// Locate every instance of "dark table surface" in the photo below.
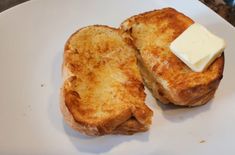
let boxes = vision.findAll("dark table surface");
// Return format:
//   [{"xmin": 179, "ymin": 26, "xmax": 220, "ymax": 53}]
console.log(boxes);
[
  {"xmin": 0, "ymin": 0, "xmax": 28, "ymax": 12},
  {"xmin": 0, "ymin": 0, "xmax": 234, "ymax": 26}
]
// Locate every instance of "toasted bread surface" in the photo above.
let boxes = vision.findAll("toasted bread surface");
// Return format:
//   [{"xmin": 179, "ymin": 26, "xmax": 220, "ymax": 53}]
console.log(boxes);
[
  {"xmin": 121, "ymin": 8, "xmax": 224, "ymax": 106},
  {"xmin": 61, "ymin": 25, "xmax": 153, "ymax": 135}
]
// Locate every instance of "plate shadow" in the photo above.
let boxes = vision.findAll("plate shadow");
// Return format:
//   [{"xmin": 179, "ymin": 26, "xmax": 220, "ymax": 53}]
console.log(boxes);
[{"xmin": 63, "ymin": 122, "xmax": 150, "ymax": 154}]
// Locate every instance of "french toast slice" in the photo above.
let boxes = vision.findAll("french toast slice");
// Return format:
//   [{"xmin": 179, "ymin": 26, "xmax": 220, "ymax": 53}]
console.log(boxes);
[
  {"xmin": 121, "ymin": 8, "xmax": 224, "ymax": 106},
  {"xmin": 61, "ymin": 25, "xmax": 153, "ymax": 136}
]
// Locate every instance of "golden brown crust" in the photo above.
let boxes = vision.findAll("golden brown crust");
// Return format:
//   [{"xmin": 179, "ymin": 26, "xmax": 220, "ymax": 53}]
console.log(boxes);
[
  {"xmin": 61, "ymin": 25, "xmax": 153, "ymax": 136},
  {"xmin": 121, "ymin": 8, "xmax": 224, "ymax": 106}
]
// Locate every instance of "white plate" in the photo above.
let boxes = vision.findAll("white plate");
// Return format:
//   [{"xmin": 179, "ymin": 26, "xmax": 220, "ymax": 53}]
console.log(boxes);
[{"xmin": 0, "ymin": 0, "xmax": 235, "ymax": 154}]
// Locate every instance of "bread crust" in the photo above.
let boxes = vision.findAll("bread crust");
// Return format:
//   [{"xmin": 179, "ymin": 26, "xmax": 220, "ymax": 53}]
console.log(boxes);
[
  {"xmin": 61, "ymin": 25, "xmax": 153, "ymax": 136},
  {"xmin": 61, "ymin": 91, "xmax": 150, "ymax": 135},
  {"xmin": 121, "ymin": 8, "xmax": 224, "ymax": 106}
]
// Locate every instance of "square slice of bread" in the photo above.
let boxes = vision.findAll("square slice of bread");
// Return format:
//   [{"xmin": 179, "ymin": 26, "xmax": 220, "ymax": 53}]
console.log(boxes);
[
  {"xmin": 61, "ymin": 25, "xmax": 153, "ymax": 136},
  {"xmin": 121, "ymin": 8, "xmax": 224, "ymax": 106}
]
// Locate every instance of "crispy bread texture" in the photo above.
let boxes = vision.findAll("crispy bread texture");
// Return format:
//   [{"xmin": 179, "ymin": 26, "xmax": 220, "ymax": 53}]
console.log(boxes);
[
  {"xmin": 121, "ymin": 8, "xmax": 224, "ymax": 106},
  {"xmin": 61, "ymin": 25, "xmax": 153, "ymax": 136}
]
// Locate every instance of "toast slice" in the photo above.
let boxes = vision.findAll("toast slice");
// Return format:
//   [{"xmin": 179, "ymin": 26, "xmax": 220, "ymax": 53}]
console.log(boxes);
[
  {"xmin": 121, "ymin": 8, "xmax": 224, "ymax": 106},
  {"xmin": 61, "ymin": 25, "xmax": 153, "ymax": 136}
]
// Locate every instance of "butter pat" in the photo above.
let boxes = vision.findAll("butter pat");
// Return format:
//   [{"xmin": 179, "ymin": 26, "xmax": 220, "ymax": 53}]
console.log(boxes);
[{"xmin": 170, "ymin": 23, "xmax": 225, "ymax": 72}]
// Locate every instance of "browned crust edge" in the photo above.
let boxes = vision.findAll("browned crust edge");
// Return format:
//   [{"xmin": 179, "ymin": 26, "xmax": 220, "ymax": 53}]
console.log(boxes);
[
  {"xmin": 120, "ymin": 7, "xmax": 194, "ymax": 31},
  {"xmin": 173, "ymin": 53, "xmax": 224, "ymax": 106},
  {"xmin": 61, "ymin": 85, "xmax": 152, "ymax": 135}
]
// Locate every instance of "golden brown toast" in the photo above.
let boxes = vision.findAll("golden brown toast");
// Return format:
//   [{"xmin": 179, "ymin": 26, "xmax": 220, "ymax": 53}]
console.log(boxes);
[
  {"xmin": 61, "ymin": 25, "xmax": 153, "ymax": 136},
  {"xmin": 121, "ymin": 8, "xmax": 224, "ymax": 106}
]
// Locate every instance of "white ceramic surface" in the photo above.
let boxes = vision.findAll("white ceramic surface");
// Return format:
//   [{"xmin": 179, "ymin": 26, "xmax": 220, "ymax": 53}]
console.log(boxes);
[{"xmin": 0, "ymin": 0, "xmax": 235, "ymax": 155}]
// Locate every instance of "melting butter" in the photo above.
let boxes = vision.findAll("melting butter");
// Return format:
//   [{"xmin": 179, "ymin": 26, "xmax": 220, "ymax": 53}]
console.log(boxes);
[{"xmin": 170, "ymin": 23, "xmax": 225, "ymax": 72}]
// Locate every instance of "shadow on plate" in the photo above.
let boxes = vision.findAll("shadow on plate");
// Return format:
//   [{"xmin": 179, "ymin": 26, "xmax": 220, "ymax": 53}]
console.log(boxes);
[
  {"xmin": 63, "ymin": 121, "xmax": 150, "ymax": 154},
  {"xmin": 47, "ymin": 50, "xmax": 64, "ymax": 133},
  {"xmin": 155, "ymin": 98, "xmax": 212, "ymax": 122}
]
